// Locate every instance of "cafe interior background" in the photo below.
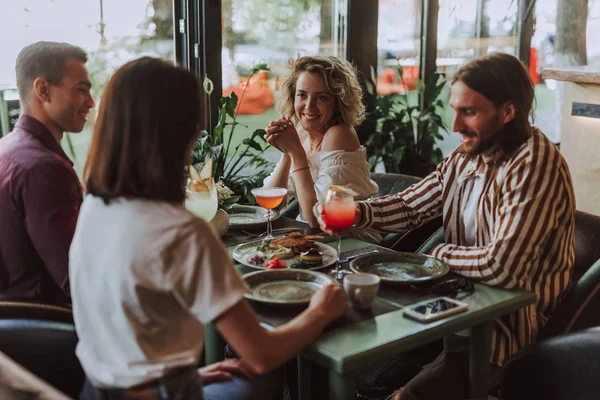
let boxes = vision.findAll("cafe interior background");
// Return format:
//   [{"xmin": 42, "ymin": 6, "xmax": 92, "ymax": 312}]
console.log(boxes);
[
  {"xmin": 1, "ymin": 0, "xmax": 599, "ymax": 195},
  {"xmin": 2, "ymin": 0, "xmax": 600, "ymax": 398}
]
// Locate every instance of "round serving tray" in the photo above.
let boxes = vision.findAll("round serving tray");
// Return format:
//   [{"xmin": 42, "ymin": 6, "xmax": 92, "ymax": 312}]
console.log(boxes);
[
  {"xmin": 243, "ymin": 269, "xmax": 337, "ymax": 307},
  {"xmin": 349, "ymin": 252, "xmax": 449, "ymax": 284}
]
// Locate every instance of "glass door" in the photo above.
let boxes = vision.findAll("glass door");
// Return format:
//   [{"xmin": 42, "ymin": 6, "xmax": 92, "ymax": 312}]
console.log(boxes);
[
  {"xmin": 220, "ymin": 0, "xmax": 347, "ymax": 167},
  {"xmin": 0, "ymin": 0, "xmax": 174, "ymax": 176}
]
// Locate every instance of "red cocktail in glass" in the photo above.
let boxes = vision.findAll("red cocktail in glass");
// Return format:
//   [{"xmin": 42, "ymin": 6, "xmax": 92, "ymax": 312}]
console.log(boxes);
[{"xmin": 322, "ymin": 186, "xmax": 357, "ymax": 280}]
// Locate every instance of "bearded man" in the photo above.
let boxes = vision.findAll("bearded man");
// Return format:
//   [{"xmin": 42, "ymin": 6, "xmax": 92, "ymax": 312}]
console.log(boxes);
[{"xmin": 320, "ymin": 52, "xmax": 576, "ymax": 400}]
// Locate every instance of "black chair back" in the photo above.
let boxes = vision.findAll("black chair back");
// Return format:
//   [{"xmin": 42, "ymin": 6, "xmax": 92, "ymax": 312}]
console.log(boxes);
[
  {"xmin": 537, "ymin": 211, "xmax": 600, "ymax": 339},
  {"xmin": 573, "ymin": 210, "xmax": 600, "ymax": 281},
  {"xmin": 369, "ymin": 173, "xmax": 443, "ymax": 251},
  {"xmin": 0, "ymin": 319, "xmax": 84, "ymax": 398},
  {"xmin": 500, "ymin": 329, "xmax": 600, "ymax": 400},
  {"xmin": 539, "ymin": 258, "xmax": 600, "ymax": 339},
  {"xmin": 0, "ymin": 300, "xmax": 73, "ymax": 324},
  {"xmin": 370, "ymin": 172, "xmax": 421, "ymax": 198}
]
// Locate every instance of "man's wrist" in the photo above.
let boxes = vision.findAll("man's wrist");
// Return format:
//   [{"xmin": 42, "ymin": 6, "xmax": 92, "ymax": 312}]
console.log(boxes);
[{"xmin": 354, "ymin": 202, "xmax": 365, "ymax": 227}]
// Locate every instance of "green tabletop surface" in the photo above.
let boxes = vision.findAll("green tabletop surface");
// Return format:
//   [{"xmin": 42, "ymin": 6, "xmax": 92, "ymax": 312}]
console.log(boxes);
[{"xmin": 228, "ymin": 235, "xmax": 537, "ymax": 375}]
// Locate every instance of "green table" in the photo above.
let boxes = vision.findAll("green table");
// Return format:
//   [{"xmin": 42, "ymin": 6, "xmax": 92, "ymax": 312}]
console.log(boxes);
[{"xmin": 210, "ymin": 235, "xmax": 536, "ymax": 400}]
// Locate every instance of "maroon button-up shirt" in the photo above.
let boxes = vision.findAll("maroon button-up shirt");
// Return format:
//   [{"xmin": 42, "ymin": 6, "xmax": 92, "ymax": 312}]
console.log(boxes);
[{"xmin": 0, "ymin": 115, "xmax": 82, "ymax": 304}]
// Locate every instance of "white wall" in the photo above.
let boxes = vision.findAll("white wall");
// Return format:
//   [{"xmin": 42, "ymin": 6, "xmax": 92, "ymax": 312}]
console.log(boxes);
[{"xmin": 560, "ymin": 82, "xmax": 600, "ymax": 216}]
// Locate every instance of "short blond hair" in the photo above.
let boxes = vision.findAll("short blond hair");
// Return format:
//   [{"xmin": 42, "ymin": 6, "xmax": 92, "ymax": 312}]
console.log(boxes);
[{"xmin": 278, "ymin": 56, "xmax": 365, "ymax": 127}]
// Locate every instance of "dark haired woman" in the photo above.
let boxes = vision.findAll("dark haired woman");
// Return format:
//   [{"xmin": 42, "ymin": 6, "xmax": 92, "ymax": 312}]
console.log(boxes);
[{"xmin": 70, "ymin": 57, "xmax": 347, "ymax": 400}]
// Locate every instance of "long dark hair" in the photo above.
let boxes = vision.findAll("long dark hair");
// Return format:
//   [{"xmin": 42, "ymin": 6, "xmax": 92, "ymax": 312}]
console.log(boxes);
[
  {"xmin": 452, "ymin": 52, "xmax": 535, "ymax": 154},
  {"xmin": 84, "ymin": 57, "xmax": 201, "ymax": 203}
]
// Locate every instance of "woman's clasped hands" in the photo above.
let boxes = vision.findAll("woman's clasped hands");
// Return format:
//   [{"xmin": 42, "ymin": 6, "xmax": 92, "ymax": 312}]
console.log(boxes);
[{"xmin": 265, "ymin": 117, "xmax": 303, "ymax": 156}]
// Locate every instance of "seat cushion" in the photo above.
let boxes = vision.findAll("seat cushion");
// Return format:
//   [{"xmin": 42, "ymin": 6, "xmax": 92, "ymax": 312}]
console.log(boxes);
[
  {"xmin": 371, "ymin": 173, "xmax": 421, "ymax": 197},
  {"xmin": 0, "ymin": 319, "xmax": 84, "ymax": 398},
  {"xmin": 0, "ymin": 301, "xmax": 73, "ymax": 324},
  {"xmin": 500, "ymin": 329, "xmax": 600, "ymax": 400}
]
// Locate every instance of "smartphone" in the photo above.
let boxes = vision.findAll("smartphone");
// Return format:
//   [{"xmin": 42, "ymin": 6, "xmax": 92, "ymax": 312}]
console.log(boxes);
[{"xmin": 403, "ymin": 296, "xmax": 469, "ymax": 323}]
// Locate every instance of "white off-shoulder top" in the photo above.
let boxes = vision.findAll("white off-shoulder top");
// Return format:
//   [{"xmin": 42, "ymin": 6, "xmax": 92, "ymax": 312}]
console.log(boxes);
[{"xmin": 265, "ymin": 147, "xmax": 381, "ymax": 243}]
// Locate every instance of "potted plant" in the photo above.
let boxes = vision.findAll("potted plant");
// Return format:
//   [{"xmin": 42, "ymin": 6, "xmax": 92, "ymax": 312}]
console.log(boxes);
[
  {"xmin": 364, "ymin": 63, "xmax": 449, "ymax": 177},
  {"xmin": 190, "ymin": 64, "xmax": 275, "ymax": 207}
]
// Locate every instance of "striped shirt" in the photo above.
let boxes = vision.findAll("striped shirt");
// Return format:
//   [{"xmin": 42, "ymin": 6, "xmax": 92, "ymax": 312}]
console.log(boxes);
[{"xmin": 356, "ymin": 128, "xmax": 575, "ymax": 365}]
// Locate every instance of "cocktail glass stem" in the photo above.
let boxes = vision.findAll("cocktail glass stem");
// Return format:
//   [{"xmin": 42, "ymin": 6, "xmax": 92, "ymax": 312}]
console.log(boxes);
[
  {"xmin": 333, "ymin": 234, "xmax": 346, "ymax": 280},
  {"xmin": 265, "ymin": 209, "xmax": 274, "ymax": 240}
]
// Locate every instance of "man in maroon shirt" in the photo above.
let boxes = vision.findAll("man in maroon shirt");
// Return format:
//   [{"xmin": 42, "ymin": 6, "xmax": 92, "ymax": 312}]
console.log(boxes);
[{"xmin": 0, "ymin": 41, "xmax": 94, "ymax": 304}]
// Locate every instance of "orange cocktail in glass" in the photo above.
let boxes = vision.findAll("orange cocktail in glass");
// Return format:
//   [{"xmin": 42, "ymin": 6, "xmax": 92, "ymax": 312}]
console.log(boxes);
[{"xmin": 251, "ymin": 187, "xmax": 288, "ymax": 240}]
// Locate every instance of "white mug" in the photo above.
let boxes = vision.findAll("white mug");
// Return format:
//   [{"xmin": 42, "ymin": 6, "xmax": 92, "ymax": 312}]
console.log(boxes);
[{"xmin": 343, "ymin": 273, "xmax": 380, "ymax": 309}]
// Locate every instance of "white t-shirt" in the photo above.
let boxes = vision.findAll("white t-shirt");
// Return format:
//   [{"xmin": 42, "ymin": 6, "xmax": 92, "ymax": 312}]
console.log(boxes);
[
  {"xmin": 458, "ymin": 160, "xmax": 485, "ymax": 337},
  {"xmin": 461, "ymin": 162, "xmax": 486, "ymax": 246},
  {"xmin": 69, "ymin": 195, "xmax": 247, "ymax": 388}
]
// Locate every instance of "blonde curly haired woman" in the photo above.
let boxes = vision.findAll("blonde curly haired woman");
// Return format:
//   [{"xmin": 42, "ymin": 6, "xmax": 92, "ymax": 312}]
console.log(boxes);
[{"xmin": 264, "ymin": 56, "xmax": 379, "ymax": 242}]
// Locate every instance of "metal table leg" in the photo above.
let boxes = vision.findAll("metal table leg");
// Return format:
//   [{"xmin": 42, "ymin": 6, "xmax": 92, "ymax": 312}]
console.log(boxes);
[
  {"xmin": 469, "ymin": 321, "xmax": 494, "ymax": 399},
  {"xmin": 298, "ymin": 355, "xmax": 312, "ymax": 400},
  {"xmin": 204, "ymin": 323, "xmax": 226, "ymax": 365},
  {"xmin": 329, "ymin": 369, "xmax": 355, "ymax": 400}
]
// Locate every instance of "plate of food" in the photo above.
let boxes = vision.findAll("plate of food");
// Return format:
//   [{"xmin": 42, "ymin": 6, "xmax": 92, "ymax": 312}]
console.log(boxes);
[
  {"xmin": 349, "ymin": 252, "xmax": 449, "ymax": 284},
  {"xmin": 232, "ymin": 232, "xmax": 337, "ymax": 271},
  {"xmin": 227, "ymin": 204, "xmax": 282, "ymax": 230},
  {"xmin": 243, "ymin": 269, "xmax": 337, "ymax": 307}
]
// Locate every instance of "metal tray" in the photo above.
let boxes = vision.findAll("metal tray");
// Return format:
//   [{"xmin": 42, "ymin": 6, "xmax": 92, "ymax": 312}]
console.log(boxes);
[
  {"xmin": 227, "ymin": 205, "xmax": 282, "ymax": 230},
  {"xmin": 349, "ymin": 252, "xmax": 449, "ymax": 284},
  {"xmin": 243, "ymin": 269, "xmax": 337, "ymax": 307}
]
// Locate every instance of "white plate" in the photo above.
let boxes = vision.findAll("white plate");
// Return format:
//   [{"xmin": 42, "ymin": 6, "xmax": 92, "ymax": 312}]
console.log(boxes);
[
  {"xmin": 227, "ymin": 205, "xmax": 282, "ymax": 230},
  {"xmin": 243, "ymin": 269, "xmax": 337, "ymax": 307},
  {"xmin": 232, "ymin": 239, "xmax": 337, "ymax": 271}
]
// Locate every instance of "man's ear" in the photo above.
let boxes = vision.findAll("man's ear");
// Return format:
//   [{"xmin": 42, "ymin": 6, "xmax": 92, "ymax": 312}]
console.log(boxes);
[
  {"xmin": 32, "ymin": 77, "xmax": 50, "ymax": 103},
  {"xmin": 502, "ymin": 101, "xmax": 517, "ymax": 124}
]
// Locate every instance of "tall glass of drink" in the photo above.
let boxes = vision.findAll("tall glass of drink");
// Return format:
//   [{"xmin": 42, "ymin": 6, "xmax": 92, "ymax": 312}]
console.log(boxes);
[
  {"xmin": 251, "ymin": 187, "xmax": 288, "ymax": 240},
  {"xmin": 321, "ymin": 186, "xmax": 357, "ymax": 280},
  {"xmin": 185, "ymin": 178, "xmax": 219, "ymax": 222}
]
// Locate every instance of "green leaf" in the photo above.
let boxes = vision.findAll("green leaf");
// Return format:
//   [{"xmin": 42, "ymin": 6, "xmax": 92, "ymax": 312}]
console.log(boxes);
[
  {"xmin": 64, "ymin": 134, "xmax": 76, "ymax": 160},
  {"xmin": 423, "ymin": 72, "xmax": 447, "ymax": 107},
  {"xmin": 370, "ymin": 66, "xmax": 377, "ymax": 88},
  {"xmin": 214, "ymin": 108, "xmax": 227, "ymax": 141},
  {"xmin": 242, "ymin": 138, "xmax": 262, "ymax": 152},
  {"xmin": 365, "ymin": 79, "xmax": 375, "ymax": 96},
  {"xmin": 252, "ymin": 63, "xmax": 270, "ymax": 74},
  {"xmin": 416, "ymin": 79, "xmax": 425, "ymax": 93},
  {"xmin": 251, "ymin": 128, "xmax": 267, "ymax": 139},
  {"xmin": 211, "ymin": 144, "xmax": 223, "ymax": 160},
  {"xmin": 222, "ymin": 92, "xmax": 238, "ymax": 118},
  {"xmin": 221, "ymin": 196, "xmax": 241, "ymax": 210},
  {"xmin": 228, "ymin": 121, "xmax": 249, "ymax": 129}
]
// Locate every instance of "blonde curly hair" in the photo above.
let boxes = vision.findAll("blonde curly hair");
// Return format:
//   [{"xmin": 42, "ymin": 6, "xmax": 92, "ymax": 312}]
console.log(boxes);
[{"xmin": 278, "ymin": 56, "xmax": 365, "ymax": 127}]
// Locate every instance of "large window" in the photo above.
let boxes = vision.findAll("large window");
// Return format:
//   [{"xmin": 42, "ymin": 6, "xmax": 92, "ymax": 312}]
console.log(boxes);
[
  {"xmin": 1, "ymin": 0, "xmax": 174, "ymax": 176},
  {"xmin": 434, "ymin": 0, "xmax": 521, "ymax": 153},
  {"xmin": 376, "ymin": 0, "xmax": 422, "ymax": 96},
  {"xmin": 532, "ymin": 0, "xmax": 600, "ymax": 143},
  {"xmin": 219, "ymin": 0, "xmax": 346, "ymax": 165}
]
